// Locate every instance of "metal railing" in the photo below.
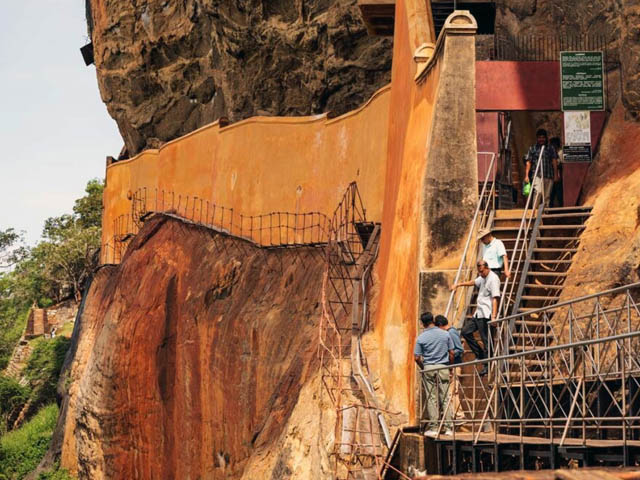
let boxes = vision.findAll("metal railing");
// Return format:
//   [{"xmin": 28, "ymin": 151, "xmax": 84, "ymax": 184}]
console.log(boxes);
[
  {"xmin": 444, "ymin": 152, "xmax": 496, "ymax": 328},
  {"xmin": 418, "ymin": 282, "xmax": 640, "ymax": 454},
  {"xmin": 490, "ymin": 33, "xmax": 616, "ymax": 63},
  {"xmin": 495, "ymin": 146, "xmax": 546, "ymax": 332}
]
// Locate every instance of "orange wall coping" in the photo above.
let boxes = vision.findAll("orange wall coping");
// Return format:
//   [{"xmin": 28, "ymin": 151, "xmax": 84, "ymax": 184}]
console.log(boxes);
[{"xmin": 102, "ymin": 84, "xmax": 392, "ymax": 260}]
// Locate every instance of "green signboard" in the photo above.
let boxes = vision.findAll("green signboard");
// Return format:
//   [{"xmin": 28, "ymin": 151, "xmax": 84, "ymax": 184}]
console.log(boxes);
[{"xmin": 560, "ymin": 51, "xmax": 605, "ymax": 111}]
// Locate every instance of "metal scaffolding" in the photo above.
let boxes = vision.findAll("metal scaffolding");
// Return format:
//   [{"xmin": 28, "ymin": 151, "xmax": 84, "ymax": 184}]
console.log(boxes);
[
  {"xmin": 318, "ymin": 183, "xmax": 391, "ymax": 480},
  {"xmin": 418, "ymin": 282, "xmax": 640, "ymax": 473}
]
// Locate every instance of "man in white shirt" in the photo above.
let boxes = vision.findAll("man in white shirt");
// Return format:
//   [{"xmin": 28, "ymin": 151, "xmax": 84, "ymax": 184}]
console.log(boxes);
[
  {"xmin": 450, "ymin": 260, "xmax": 501, "ymax": 375},
  {"xmin": 478, "ymin": 227, "xmax": 510, "ymax": 278}
]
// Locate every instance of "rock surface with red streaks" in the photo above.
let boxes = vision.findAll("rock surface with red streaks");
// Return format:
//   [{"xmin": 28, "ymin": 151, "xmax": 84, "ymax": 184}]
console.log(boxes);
[{"xmin": 56, "ymin": 215, "xmax": 329, "ymax": 479}]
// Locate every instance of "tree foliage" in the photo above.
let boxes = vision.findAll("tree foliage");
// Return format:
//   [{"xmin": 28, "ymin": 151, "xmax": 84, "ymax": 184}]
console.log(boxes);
[
  {"xmin": 2, "ymin": 179, "xmax": 104, "ymax": 306},
  {"xmin": 0, "ymin": 179, "xmax": 103, "ymax": 368},
  {"xmin": 0, "ymin": 229, "xmax": 26, "ymax": 270}
]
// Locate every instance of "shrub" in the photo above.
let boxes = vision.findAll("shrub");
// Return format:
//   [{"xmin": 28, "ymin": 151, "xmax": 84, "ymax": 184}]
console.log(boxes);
[
  {"xmin": 37, "ymin": 462, "xmax": 74, "ymax": 480},
  {"xmin": 0, "ymin": 403, "xmax": 58, "ymax": 479},
  {"xmin": 0, "ymin": 376, "xmax": 29, "ymax": 435}
]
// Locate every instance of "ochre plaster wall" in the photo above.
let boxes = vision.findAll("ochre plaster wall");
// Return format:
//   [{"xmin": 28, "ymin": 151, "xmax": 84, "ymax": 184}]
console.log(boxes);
[
  {"xmin": 374, "ymin": 0, "xmax": 439, "ymax": 418},
  {"xmin": 374, "ymin": 5, "xmax": 478, "ymax": 420},
  {"xmin": 102, "ymin": 86, "xmax": 391, "ymax": 250}
]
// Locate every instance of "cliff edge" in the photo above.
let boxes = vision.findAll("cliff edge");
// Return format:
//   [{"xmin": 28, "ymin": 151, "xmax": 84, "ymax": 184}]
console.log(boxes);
[{"xmin": 88, "ymin": 0, "xmax": 392, "ymax": 156}]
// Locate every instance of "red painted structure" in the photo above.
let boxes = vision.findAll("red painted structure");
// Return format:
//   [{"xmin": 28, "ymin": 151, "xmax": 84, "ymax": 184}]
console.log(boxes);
[
  {"xmin": 475, "ymin": 61, "xmax": 608, "ymax": 206},
  {"xmin": 477, "ymin": 61, "xmax": 561, "ymax": 111},
  {"xmin": 477, "ymin": 112, "xmax": 498, "ymax": 181}
]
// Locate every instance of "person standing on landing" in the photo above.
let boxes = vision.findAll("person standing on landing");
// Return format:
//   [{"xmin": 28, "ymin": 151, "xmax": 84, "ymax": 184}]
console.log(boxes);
[
  {"xmin": 478, "ymin": 227, "xmax": 511, "ymax": 279},
  {"xmin": 549, "ymin": 136, "xmax": 564, "ymax": 208},
  {"xmin": 450, "ymin": 260, "xmax": 500, "ymax": 375},
  {"xmin": 435, "ymin": 315, "xmax": 464, "ymax": 365},
  {"xmin": 524, "ymin": 128, "xmax": 559, "ymax": 208},
  {"xmin": 414, "ymin": 312, "xmax": 454, "ymax": 436}
]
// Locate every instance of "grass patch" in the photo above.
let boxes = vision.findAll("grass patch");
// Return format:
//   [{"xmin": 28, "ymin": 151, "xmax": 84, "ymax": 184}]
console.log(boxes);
[
  {"xmin": 0, "ymin": 403, "xmax": 58, "ymax": 479},
  {"xmin": 23, "ymin": 337, "xmax": 71, "ymax": 409},
  {"xmin": 53, "ymin": 322, "xmax": 74, "ymax": 339},
  {"xmin": 36, "ymin": 461, "xmax": 74, "ymax": 480}
]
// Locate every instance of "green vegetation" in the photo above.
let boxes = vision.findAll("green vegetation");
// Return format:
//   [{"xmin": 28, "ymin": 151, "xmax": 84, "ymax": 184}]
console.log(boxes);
[
  {"xmin": 0, "ymin": 179, "xmax": 103, "ymax": 369},
  {"xmin": 0, "ymin": 179, "xmax": 101, "ymax": 479},
  {"xmin": 0, "ymin": 404, "xmax": 58, "ymax": 479},
  {"xmin": 23, "ymin": 337, "xmax": 72, "ymax": 411},
  {"xmin": 36, "ymin": 463, "xmax": 74, "ymax": 480},
  {"xmin": 0, "ymin": 376, "xmax": 29, "ymax": 437}
]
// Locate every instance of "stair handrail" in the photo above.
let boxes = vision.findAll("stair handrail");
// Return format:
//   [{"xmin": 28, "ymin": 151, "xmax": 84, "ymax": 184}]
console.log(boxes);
[
  {"xmin": 444, "ymin": 152, "xmax": 496, "ymax": 328},
  {"xmin": 497, "ymin": 113, "xmax": 513, "ymax": 209},
  {"xmin": 493, "ymin": 146, "xmax": 546, "ymax": 357}
]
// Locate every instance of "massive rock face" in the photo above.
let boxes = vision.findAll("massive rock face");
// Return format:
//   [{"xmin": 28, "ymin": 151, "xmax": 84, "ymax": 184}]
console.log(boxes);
[
  {"xmin": 88, "ymin": 0, "xmax": 392, "ymax": 156},
  {"xmin": 561, "ymin": 102, "xmax": 640, "ymax": 301},
  {"xmin": 495, "ymin": 0, "xmax": 640, "ymax": 117},
  {"xmin": 57, "ymin": 215, "xmax": 332, "ymax": 479}
]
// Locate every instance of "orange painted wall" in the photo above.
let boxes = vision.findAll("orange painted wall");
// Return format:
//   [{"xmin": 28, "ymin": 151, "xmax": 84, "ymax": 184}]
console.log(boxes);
[
  {"xmin": 375, "ymin": 0, "xmax": 440, "ymax": 417},
  {"xmin": 102, "ymin": 86, "xmax": 391, "ymax": 250}
]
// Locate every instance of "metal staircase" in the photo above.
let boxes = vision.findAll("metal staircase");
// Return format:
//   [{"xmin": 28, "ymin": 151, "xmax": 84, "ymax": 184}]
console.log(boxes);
[
  {"xmin": 444, "ymin": 147, "xmax": 593, "ymax": 422},
  {"xmin": 431, "ymin": 2, "xmax": 455, "ymax": 37}
]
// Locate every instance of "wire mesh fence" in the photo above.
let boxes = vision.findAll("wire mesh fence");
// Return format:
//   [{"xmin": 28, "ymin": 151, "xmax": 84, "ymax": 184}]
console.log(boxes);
[{"xmin": 101, "ymin": 188, "xmax": 331, "ymax": 264}]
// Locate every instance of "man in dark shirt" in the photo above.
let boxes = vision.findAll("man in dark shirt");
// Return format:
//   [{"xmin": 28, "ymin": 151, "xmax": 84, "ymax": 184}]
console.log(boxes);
[
  {"xmin": 524, "ymin": 128, "xmax": 559, "ymax": 208},
  {"xmin": 435, "ymin": 315, "xmax": 464, "ymax": 364},
  {"xmin": 549, "ymin": 136, "xmax": 564, "ymax": 207}
]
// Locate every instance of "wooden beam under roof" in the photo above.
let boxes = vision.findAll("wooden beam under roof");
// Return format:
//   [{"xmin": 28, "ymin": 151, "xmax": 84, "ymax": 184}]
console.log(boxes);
[{"xmin": 357, "ymin": 0, "xmax": 395, "ymax": 36}]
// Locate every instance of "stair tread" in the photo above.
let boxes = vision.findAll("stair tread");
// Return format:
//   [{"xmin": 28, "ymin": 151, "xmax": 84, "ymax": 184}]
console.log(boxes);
[
  {"xmin": 521, "ymin": 295, "xmax": 559, "ymax": 300},
  {"xmin": 542, "ymin": 213, "xmax": 592, "ymax": 219},
  {"xmin": 532, "ymin": 247, "xmax": 578, "ymax": 252},
  {"xmin": 529, "ymin": 259, "xmax": 572, "ymax": 263},
  {"xmin": 512, "ymin": 331, "xmax": 547, "ymax": 337},
  {"xmin": 538, "ymin": 225, "xmax": 586, "ymax": 230},
  {"xmin": 544, "ymin": 206, "xmax": 592, "ymax": 212},
  {"xmin": 515, "ymin": 319, "xmax": 551, "ymax": 326},
  {"xmin": 536, "ymin": 237, "xmax": 581, "ymax": 241},
  {"xmin": 507, "ymin": 359, "xmax": 547, "ymax": 365},
  {"xmin": 524, "ymin": 283, "xmax": 564, "ymax": 289},
  {"xmin": 504, "ymin": 371, "xmax": 546, "ymax": 377},
  {"xmin": 527, "ymin": 271, "xmax": 568, "ymax": 277}
]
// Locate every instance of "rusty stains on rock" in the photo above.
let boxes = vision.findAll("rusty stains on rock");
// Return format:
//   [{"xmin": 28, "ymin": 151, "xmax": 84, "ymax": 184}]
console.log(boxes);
[{"xmin": 57, "ymin": 215, "xmax": 325, "ymax": 478}]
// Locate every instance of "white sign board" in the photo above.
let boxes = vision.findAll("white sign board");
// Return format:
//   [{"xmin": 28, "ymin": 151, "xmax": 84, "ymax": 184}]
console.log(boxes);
[{"xmin": 563, "ymin": 111, "xmax": 592, "ymax": 162}]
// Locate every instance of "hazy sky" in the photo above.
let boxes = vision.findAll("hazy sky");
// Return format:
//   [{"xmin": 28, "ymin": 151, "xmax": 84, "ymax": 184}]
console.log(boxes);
[{"xmin": 0, "ymin": 1, "xmax": 122, "ymax": 244}]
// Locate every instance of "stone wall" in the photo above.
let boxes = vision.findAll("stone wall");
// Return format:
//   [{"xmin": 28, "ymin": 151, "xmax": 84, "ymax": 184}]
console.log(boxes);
[{"xmin": 101, "ymin": 85, "xmax": 391, "ymax": 260}]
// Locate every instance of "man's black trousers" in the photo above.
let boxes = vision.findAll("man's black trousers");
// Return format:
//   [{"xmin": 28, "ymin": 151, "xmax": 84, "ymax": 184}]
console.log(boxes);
[{"xmin": 462, "ymin": 316, "xmax": 489, "ymax": 360}]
